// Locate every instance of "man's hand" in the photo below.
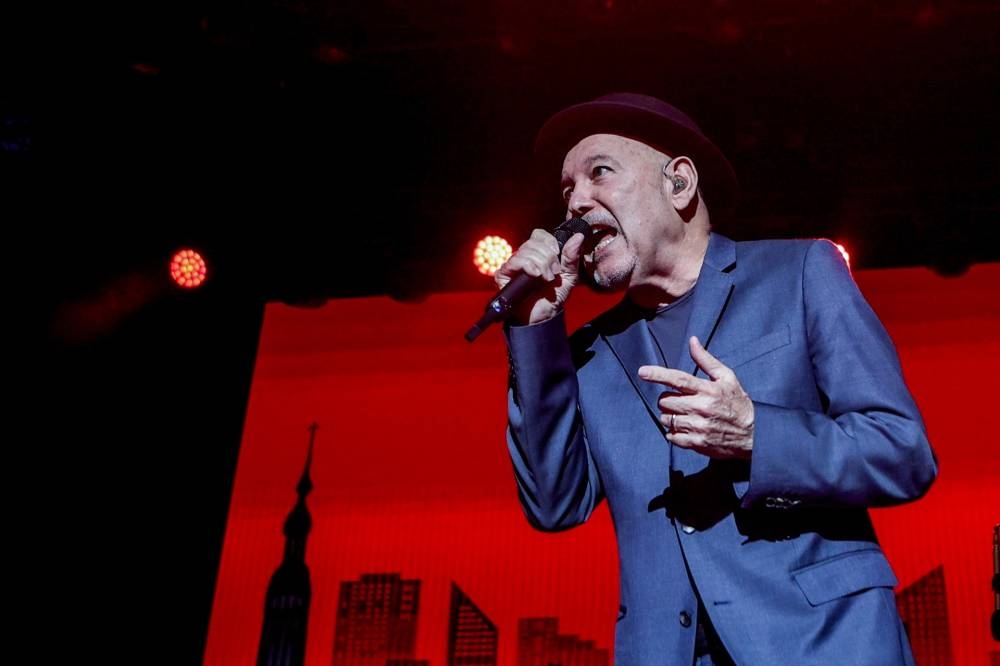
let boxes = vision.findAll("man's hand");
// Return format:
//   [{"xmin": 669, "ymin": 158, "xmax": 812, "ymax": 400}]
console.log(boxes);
[
  {"xmin": 638, "ymin": 336, "xmax": 755, "ymax": 460},
  {"xmin": 495, "ymin": 228, "xmax": 586, "ymax": 325}
]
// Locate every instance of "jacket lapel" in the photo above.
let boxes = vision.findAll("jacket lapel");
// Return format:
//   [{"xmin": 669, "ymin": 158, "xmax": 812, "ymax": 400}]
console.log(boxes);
[
  {"xmin": 600, "ymin": 303, "xmax": 668, "ymax": 432},
  {"xmin": 678, "ymin": 233, "xmax": 736, "ymax": 377},
  {"xmin": 673, "ymin": 234, "xmax": 737, "ymax": 475}
]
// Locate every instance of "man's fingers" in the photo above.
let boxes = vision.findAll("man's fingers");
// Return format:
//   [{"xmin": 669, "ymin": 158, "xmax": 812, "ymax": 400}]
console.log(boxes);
[
  {"xmin": 497, "ymin": 253, "xmax": 546, "ymax": 285},
  {"xmin": 657, "ymin": 393, "xmax": 711, "ymax": 416},
  {"xmin": 688, "ymin": 336, "xmax": 733, "ymax": 381},
  {"xmin": 638, "ymin": 365, "xmax": 704, "ymax": 393},
  {"xmin": 528, "ymin": 227, "xmax": 561, "ymax": 250},
  {"xmin": 496, "ymin": 232, "xmax": 564, "ymax": 285}
]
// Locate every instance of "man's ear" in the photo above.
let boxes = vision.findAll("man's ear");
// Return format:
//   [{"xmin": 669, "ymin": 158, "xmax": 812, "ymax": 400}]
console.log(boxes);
[{"xmin": 663, "ymin": 156, "xmax": 698, "ymax": 208}]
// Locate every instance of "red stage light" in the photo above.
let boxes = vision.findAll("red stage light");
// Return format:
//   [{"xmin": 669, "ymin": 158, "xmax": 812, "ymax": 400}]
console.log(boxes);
[
  {"xmin": 170, "ymin": 249, "xmax": 208, "ymax": 288},
  {"xmin": 834, "ymin": 243, "xmax": 851, "ymax": 268},
  {"xmin": 473, "ymin": 236, "xmax": 513, "ymax": 276}
]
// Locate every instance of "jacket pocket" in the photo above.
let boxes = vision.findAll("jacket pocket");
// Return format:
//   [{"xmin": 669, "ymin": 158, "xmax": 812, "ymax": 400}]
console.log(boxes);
[
  {"xmin": 792, "ymin": 549, "xmax": 898, "ymax": 606},
  {"xmin": 712, "ymin": 324, "xmax": 791, "ymax": 369}
]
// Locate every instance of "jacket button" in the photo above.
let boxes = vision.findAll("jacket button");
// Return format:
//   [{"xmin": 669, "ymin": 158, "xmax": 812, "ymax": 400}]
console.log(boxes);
[{"xmin": 679, "ymin": 610, "xmax": 692, "ymax": 627}]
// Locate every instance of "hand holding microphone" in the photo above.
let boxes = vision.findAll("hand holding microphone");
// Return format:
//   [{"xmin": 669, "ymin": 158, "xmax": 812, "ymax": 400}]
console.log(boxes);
[{"xmin": 465, "ymin": 218, "xmax": 589, "ymax": 342}]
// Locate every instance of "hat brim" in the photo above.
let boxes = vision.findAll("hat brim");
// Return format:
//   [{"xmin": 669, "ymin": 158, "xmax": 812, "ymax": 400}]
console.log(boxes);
[{"xmin": 534, "ymin": 99, "xmax": 739, "ymax": 219}]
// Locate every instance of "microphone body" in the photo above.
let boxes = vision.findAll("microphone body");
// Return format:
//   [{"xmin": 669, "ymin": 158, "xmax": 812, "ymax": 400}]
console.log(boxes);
[{"xmin": 465, "ymin": 217, "xmax": 589, "ymax": 342}]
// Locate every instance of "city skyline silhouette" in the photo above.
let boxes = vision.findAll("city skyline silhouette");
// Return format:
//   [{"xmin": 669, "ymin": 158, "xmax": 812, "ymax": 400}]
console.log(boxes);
[
  {"xmin": 206, "ymin": 270, "xmax": 999, "ymax": 664},
  {"xmin": 248, "ymin": 425, "xmax": 964, "ymax": 666}
]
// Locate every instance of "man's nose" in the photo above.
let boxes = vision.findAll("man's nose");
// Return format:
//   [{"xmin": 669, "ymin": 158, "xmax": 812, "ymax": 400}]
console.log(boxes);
[{"xmin": 567, "ymin": 184, "xmax": 595, "ymax": 217}]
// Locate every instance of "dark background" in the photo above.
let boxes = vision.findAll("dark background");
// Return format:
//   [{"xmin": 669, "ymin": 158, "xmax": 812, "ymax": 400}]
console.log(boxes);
[{"xmin": 10, "ymin": 0, "xmax": 998, "ymax": 661}]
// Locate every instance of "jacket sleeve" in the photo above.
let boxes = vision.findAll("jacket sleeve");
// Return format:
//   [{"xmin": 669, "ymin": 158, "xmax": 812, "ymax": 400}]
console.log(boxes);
[
  {"xmin": 743, "ymin": 240, "xmax": 938, "ymax": 509},
  {"xmin": 504, "ymin": 312, "xmax": 604, "ymax": 531}
]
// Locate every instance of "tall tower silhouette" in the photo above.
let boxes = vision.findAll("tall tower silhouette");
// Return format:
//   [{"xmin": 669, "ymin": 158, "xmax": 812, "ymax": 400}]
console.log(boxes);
[
  {"xmin": 447, "ymin": 583, "xmax": 498, "ymax": 665},
  {"xmin": 896, "ymin": 565, "xmax": 954, "ymax": 666},
  {"xmin": 332, "ymin": 573, "xmax": 421, "ymax": 665},
  {"xmin": 256, "ymin": 423, "xmax": 318, "ymax": 666}
]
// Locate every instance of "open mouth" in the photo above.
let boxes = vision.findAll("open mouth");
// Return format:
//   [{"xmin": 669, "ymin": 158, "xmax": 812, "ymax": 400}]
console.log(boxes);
[{"xmin": 582, "ymin": 223, "xmax": 618, "ymax": 261}]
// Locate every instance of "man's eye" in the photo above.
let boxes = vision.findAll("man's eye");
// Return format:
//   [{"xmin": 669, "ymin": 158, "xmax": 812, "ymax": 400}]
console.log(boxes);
[{"xmin": 592, "ymin": 165, "xmax": 612, "ymax": 178}]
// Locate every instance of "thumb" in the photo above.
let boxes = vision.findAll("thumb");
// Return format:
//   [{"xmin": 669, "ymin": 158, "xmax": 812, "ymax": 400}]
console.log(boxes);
[{"xmin": 559, "ymin": 232, "xmax": 586, "ymax": 272}]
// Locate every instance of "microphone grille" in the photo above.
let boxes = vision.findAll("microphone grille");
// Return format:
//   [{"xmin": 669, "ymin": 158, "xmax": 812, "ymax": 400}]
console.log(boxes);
[{"xmin": 553, "ymin": 217, "xmax": 589, "ymax": 246}]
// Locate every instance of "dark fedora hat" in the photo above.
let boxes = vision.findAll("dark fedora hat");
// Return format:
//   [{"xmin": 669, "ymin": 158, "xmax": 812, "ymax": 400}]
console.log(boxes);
[{"xmin": 534, "ymin": 92, "xmax": 739, "ymax": 218}]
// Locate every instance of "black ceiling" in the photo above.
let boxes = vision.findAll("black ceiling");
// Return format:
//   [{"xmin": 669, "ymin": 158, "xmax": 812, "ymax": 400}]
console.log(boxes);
[{"xmin": 9, "ymin": 0, "xmax": 1000, "ymax": 307}]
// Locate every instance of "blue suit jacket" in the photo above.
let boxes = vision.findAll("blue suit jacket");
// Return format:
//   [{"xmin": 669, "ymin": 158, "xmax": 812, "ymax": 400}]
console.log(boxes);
[{"xmin": 505, "ymin": 234, "xmax": 937, "ymax": 665}]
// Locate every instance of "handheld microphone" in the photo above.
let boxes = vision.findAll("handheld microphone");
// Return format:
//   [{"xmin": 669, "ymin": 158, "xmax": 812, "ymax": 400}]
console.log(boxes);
[{"xmin": 464, "ymin": 217, "xmax": 589, "ymax": 342}]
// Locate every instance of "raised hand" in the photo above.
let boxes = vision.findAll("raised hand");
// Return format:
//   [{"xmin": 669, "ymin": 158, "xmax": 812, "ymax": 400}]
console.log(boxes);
[{"xmin": 638, "ymin": 336, "xmax": 755, "ymax": 460}]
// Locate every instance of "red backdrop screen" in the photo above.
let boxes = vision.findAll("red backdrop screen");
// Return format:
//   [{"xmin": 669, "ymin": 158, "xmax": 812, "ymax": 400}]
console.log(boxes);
[{"xmin": 205, "ymin": 262, "xmax": 1000, "ymax": 665}]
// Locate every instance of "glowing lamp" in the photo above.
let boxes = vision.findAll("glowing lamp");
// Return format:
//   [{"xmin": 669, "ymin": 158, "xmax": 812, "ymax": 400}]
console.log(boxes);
[
  {"xmin": 170, "ymin": 249, "xmax": 208, "ymax": 288},
  {"xmin": 834, "ymin": 243, "xmax": 851, "ymax": 268},
  {"xmin": 473, "ymin": 235, "xmax": 513, "ymax": 276}
]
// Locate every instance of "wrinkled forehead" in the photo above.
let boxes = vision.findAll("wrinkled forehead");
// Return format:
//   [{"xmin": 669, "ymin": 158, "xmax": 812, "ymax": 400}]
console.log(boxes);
[{"xmin": 560, "ymin": 133, "xmax": 672, "ymax": 177}]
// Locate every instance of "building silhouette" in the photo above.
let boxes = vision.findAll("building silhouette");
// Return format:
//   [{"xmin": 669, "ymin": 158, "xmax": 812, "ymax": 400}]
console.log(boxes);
[
  {"xmin": 333, "ymin": 573, "xmax": 421, "ymax": 665},
  {"xmin": 448, "ymin": 583, "xmax": 498, "ymax": 665},
  {"xmin": 256, "ymin": 424, "xmax": 319, "ymax": 666},
  {"xmin": 896, "ymin": 565, "xmax": 954, "ymax": 666},
  {"xmin": 517, "ymin": 617, "xmax": 609, "ymax": 666}
]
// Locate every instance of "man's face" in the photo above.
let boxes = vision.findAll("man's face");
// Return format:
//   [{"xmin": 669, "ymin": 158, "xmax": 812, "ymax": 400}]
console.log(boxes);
[{"xmin": 560, "ymin": 133, "xmax": 678, "ymax": 291}]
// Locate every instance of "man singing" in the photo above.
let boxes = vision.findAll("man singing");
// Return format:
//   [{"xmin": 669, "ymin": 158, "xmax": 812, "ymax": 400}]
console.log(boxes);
[{"xmin": 496, "ymin": 92, "xmax": 936, "ymax": 665}]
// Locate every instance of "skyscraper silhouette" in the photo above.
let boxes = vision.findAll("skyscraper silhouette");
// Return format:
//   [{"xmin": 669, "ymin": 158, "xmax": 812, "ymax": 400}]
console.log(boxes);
[
  {"xmin": 447, "ymin": 583, "xmax": 498, "ymax": 666},
  {"xmin": 896, "ymin": 565, "xmax": 954, "ymax": 666},
  {"xmin": 256, "ymin": 424, "xmax": 319, "ymax": 666},
  {"xmin": 332, "ymin": 573, "xmax": 420, "ymax": 665},
  {"xmin": 517, "ymin": 617, "xmax": 609, "ymax": 666}
]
